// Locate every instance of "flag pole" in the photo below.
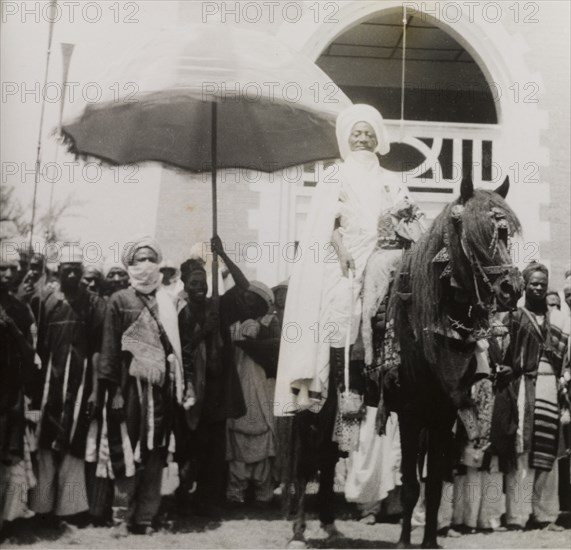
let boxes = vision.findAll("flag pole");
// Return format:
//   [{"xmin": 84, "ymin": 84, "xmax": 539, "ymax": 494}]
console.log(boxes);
[
  {"xmin": 29, "ymin": 0, "xmax": 58, "ymax": 250},
  {"xmin": 399, "ymin": 6, "xmax": 408, "ymax": 142},
  {"xmin": 47, "ymin": 42, "xmax": 75, "ymax": 240},
  {"xmin": 211, "ymin": 101, "xmax": 219, "ymax": 300}
]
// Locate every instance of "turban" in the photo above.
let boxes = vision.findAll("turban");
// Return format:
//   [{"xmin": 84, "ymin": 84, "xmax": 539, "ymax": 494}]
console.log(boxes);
[
  {"xmin": 0, "ymin": 242, "xmax": 21, "ymax": 267},
  {"xmin": 335, "ymin": 104, "xmax": 390, "ymax": 160},
  {"xmin": 121, "ymin": 236, "xmax": 162, "ymax": 267},
  {"xmin": 83, "ymin": 263, "xmax": 103, "ymax": 277},
  {"xmin": 180, "ymin": 259, "xmax": 206, "ymax": 280},
  {"xmin": 522, "ymin": 261, "xmax": 549, "ymax": 284},
  {"xmin": 160, "ymin": 259, "xmax": 178, "ymax": 271},
  {"xmin": 59, "ymin": 244, "xmax": 84, "ymax": 265},
  {"xmin": 103, "ymin": 255, "xmax": 127, "ymax": 277},
  {"xmin": 189, "ymin": 242, "xmax": 207, "ymax": 264},
  {"xmin": 248, "ymin": 280, "xmax": 274, "ymax": 308}
]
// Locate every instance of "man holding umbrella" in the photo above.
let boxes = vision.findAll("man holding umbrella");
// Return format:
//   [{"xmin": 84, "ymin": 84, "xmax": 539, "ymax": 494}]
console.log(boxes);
[{"xmin": 176, "ymin": 235, "xmax": 272, "ymax": 516}]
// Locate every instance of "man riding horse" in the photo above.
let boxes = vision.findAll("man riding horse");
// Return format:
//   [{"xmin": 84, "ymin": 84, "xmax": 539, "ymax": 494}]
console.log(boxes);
[{"xmin": 274, "ymin": 103, "xmax": 522, "ymax": 549}]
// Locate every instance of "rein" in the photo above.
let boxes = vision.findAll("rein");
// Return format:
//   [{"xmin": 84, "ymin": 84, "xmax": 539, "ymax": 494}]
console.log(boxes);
[{"xmin": 436, "ymin": 204, "xmax": 515, "ymax": 338}]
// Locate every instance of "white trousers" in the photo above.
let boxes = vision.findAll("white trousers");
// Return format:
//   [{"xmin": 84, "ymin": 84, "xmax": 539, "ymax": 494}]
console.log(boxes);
[{"xmin": 505, "ymin": 452, "xmax": 559, "ymax": 526}]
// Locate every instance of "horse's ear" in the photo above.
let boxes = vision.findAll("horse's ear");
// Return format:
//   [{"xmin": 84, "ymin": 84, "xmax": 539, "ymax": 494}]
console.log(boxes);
[
  {"xmin": 460, "ymin": 176, "xmax": 474, "ymax": 203},
  {"xmin": 460, "ymin": 146, "xmax": 474, "ymax": 203},
  {"xmin": 494, "ymin": 176, "xmax": 510, "ymax": 198}
]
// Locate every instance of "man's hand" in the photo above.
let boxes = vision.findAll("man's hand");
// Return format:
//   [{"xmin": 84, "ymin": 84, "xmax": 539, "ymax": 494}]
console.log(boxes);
[
  {"xmin": 107, "ymin": 388, "xmax": 125, "ymax": 423},
  {"xmin": 111, "ymin": 389, "xmax": 124, "ymax": 410},
  {"xmin": 86, "ymin": 390, "xmax": 101, "ymax": 421},
  {"xmin": 210, "ymin": 235, "xmax": 224, "ymax": 257},
  {"xmin": 372, "ymin": 304, "xmax": 387, "ymax": 335},
  {"xmin": 20, "ymin": 273, "xmax": 36, "ymax": 301},
  {"xmin": 183, "ymin": 382, "xmax": 196, "ymax": 410}
]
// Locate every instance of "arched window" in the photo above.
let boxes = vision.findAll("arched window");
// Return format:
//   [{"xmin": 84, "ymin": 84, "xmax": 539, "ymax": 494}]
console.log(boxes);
[{"xmin": 307, "ymin": 9, "xmax": 500, "ymax": 202}]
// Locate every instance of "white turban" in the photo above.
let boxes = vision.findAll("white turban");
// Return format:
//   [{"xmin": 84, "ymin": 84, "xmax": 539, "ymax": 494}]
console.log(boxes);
[
  {"xmin": 103, "ymin": 255, "xmax": 127, "ymax": 277},
  {"xmin": 83, "ymin": 262, "xmax": 103, "ymax": 277},
  {"xmin": 335, "ymin": 104, "xmax": 390, "ymax": 160},
  {"xmin": 121, "ymin": 236, "xmax": 163, "ymax": 267},
  {"xmin": 59, "ymin": 244, "xmax": 84, "ymax": 265},
  {"xmin": 159, "ymin": 259, "xmax": 178, "ymax": 273}
]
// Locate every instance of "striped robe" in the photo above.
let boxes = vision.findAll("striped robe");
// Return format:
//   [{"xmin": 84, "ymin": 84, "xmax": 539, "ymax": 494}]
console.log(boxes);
[
  {"xmin": 503, "ymin": 307, "xmax": 569, "ymax": 470},
  {"xmin": 36, "ymin": 289, "xmax": 104, "ymax": 458},
  {"xmin": 98, "ymin": 288, "xmax": 174, "ymax": 477}
]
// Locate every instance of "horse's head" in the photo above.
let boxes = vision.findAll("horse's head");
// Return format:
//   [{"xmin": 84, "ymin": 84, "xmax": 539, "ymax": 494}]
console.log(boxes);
[
  {"xmin": 455, "ymin": 175, "xmax": 522, "ymax": 312},
  {"xmin": 405, "ymin": 173, "xmax": 522, "ymax": 366}
]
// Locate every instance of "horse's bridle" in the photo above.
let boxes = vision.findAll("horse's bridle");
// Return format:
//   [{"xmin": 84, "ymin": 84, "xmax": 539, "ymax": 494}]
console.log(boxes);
[{"xmin": 434, "ymin": 203, "xmax": 516, "ymax": 336}]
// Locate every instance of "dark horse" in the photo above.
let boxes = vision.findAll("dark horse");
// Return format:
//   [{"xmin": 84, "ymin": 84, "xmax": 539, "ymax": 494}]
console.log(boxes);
[
  {"xmin": 388, "ymin": 175, "xmax": 521, "ymax": 548},
  {"xmin": 284, "ymin": 175, "xmax": 522, "ymax": 549}
]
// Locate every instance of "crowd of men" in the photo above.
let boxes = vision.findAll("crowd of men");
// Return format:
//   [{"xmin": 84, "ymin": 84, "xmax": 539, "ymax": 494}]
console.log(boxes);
[
  {"xmin": 0, "ymin": 235, "xmax": 570, "ymax": 541},
  {"xmin": 0, "ymin": 235, "xmax": 285, "ymax": 537}
]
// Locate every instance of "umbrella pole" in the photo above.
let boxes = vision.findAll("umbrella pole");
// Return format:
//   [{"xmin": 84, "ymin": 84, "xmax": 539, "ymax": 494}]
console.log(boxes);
[{"xmin": 211, "ymin": 101, "xmax": 219, "ymax": 300}]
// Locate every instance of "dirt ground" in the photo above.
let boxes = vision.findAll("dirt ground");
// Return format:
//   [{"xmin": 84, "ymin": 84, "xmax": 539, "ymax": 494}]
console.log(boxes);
[{"xmin": 2, "ymin": 496, "xmax": 570, "ymax": 550}]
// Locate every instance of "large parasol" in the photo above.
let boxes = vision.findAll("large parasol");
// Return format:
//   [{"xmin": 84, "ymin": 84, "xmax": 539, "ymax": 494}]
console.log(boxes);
[{"xmin": 60, "ymin": 23, "xmax": 351, "ymax": 296}]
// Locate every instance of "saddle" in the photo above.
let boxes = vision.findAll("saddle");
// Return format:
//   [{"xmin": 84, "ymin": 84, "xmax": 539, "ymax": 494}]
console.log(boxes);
[{"xmin": 376, "ymin": 199, "xmax": 425, "ymax": 251}]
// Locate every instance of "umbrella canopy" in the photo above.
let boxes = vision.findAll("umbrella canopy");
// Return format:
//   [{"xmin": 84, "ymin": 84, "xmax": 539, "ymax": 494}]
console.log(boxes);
[
  {"xmin": 63, "ymin": 91, "xmax": 342, "ymax": 173},
  {"xmin": 60, "ymin": 24, "xmax": 353, "ymax": 298},
  {"xmin": 61, "ymin": 24, "xmax": 352, "ymax": 172}
]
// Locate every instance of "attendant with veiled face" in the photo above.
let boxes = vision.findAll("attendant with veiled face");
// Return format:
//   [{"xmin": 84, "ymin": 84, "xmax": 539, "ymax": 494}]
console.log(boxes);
[{"xmin": 98, "ymin": 236, "xmax": 184, "ymax": 535}]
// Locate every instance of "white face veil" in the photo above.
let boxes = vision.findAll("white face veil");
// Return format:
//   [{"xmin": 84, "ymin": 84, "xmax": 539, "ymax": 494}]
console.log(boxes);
[{"xmin": 335, "ymin": 104, "xmax": 390, "ymax": 160}]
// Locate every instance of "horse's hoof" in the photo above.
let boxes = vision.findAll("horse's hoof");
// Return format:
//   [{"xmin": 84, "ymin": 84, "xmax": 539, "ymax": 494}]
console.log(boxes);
[
  {"xmin": 321, "ymin": 523, "xmax": 344, "ymax": 540},
  {"xmin": 396, "ymin": 541, "xmax": 411, "ymax": 549},
  {"xmin": 421, "ymin": 541, "xmax": 442, "ymax": 549},
  {"xmin": 287, "ymin": 539, "xmax": 308, "ymax": 549}
]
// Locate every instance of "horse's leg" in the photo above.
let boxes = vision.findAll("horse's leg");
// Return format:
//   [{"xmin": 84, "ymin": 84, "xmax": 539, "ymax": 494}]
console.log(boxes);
[
  {"xmin": 318, "ymin": 348, "xmax": 342, "ymax": 539},
  {"xmin": 422, "ymin": 411, "xmax": 454, "ymax": 549},
  {"xmin": 397, "ymin": 412, "xmax": 421, "ymax": 549}
]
